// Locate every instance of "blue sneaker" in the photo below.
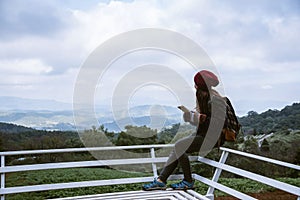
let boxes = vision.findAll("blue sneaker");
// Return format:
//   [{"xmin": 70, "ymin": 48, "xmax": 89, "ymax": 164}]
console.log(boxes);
[
  {"xmin": 142, "ymin": 178, "xmax": 167, "ymax": 191},
  {"xmin": 170, "ymin": 179, "xmax": 194, "ymax": 190}
]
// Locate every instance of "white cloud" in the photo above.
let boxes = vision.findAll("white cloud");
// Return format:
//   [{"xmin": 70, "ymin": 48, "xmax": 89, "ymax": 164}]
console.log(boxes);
[
  {"xmin": 261, "ymin": 85, "xmax": 273, "ymax": 90},
  {"xmin": 68, "ymin": 0, "xmax": 167, "ymax": 53},
  {"xmin": 0, "ymin": 0, "xmax": 299, "ymax": 113},
  {"xmin": 0, "ymin": 59, "xmax": 53, "ymax": 75}
]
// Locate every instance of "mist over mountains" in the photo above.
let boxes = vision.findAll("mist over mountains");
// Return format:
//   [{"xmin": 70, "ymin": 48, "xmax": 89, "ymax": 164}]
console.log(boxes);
[
  {"xmin": 0, "ymin": 96, "xmax": 182, "ymax": 131},
  {"xmin": 0, "ymin": 96, "xmax": 297, "ymax": 132}
]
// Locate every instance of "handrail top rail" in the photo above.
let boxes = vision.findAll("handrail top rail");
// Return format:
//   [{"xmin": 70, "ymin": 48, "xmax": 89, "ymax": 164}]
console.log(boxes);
[
  {"xmin": 0, "ymin": 144, "xmax": 174, "ymax": 156},
  {"xmin": 0, "ymin": 144, "xmax": 300, "ymax": 170},
  {"xmin": 220, "ymin": 147, "xmax": 300, "ymax": 171},
  {"xmin": 1, "ymin": 145, "xmax": 299, "ymax": 171},
  {"xmin": 1, "ymin": 156, "xmax": 199, "ymax": 174}
]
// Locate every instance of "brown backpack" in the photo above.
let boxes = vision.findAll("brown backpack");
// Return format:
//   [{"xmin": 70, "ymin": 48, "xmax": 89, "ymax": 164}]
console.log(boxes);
[
  {"xmin": 222, "ymin": 97, "xmax": 241, "ymax": 142},
  {"xmin": 210, "ymin": 95, "xmax": 241, "ymax": 147}
]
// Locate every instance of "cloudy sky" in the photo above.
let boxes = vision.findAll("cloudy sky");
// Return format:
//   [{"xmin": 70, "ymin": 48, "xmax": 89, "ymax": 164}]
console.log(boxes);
[{"xmin": 0, "ymin": 0, "xmax": 299, "ymax": 115}]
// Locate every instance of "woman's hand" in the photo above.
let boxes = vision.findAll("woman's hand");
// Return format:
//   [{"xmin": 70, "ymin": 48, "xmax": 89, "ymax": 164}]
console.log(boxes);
[{"xmin": 183, "ymin": 111, "xmax": 206, "ymax": 126}]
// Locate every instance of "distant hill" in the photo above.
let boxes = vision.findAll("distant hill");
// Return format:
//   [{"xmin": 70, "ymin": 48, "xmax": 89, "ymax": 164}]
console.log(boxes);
[
  {"xmin": 0, "ymin": 122, "xmax": 35, "ymax": 134},
  {"xmin": 0, "ymin": 95, "xmax": 299, "ymax": 134},
  {"xmin": 0, "ymin": 122, "xmax": 80, "ymax": 152},
  {"xmin": 239, "ymin": 102, "xmax": 300, "ymax": 135},
  {"xmin": 0, "ymin": 104, "xmax": 182, "ymax": 131},
  {"xmin": 103, "ymin": 115, "xmax": 179, "ymax": 132},
  {"xmin": 0, "ymin": 110, "xmax": 77, "ymax": 131}
]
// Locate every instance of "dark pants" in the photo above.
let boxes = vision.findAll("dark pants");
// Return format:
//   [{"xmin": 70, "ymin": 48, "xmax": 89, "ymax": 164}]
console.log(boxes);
[{"xmin": 158, "ymin": 135, "xmax": 204, "ymax": 183}]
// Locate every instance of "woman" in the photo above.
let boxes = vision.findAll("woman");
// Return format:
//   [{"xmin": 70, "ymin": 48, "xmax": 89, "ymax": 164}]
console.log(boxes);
[{"xmin": 142, "ymin": 70, "xmax": 222, "ymax": 190}]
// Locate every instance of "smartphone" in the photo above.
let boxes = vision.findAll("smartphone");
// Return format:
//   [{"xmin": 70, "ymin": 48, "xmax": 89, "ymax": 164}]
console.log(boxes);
[{"xmin": 177, "ymin": 105, "xmax": 189, "ymax": 113}]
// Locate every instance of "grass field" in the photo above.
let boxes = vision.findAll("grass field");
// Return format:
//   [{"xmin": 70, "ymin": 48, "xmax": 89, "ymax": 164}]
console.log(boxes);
[{"xmin": 4, "ymin": 168, "xmax": 300, "ymax": 200}]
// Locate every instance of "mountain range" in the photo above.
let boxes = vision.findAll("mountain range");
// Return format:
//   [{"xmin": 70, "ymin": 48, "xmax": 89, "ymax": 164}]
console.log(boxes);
[
  {"xmin": 0, "ymin": 96, "xmax": 298, "ymax": 132},
  {"xmin": 0, "ymin": 96, "xmax": 182, "ymax": 131}
]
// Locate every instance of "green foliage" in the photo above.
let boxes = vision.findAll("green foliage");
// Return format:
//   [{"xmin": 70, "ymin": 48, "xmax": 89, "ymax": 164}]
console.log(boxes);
[
  {"xmin": 240, "ymin": 103, "xmax": 300, "ymax": 134},
  {"xmin": 214, "ymin": 177, "xmax": 300, "ymax": 197},
  {"xmin": 115, "ymin": 125, "xmax": 158, "ymax": 146},
  {"xmin": 263, "ymin": 131, "xmax": 300, "ymax": 166},
  {"xmin": 240, "ymin": 136, "xmax": 260, "ymax": 154},
  {"xmin": 227, "ymin": 130, "xmax": 300, "ymax": 178},
  {"xmin": 158, "ymin": 123, "xmax": 180, "ymax": 143},
  {"xmin": 0, "ymin": 128, "xmax": 81, "ymax": 151},
  {"xmin": 260, "ymin": 139, "xmax": 270, "ymax": 152},
  {"xmin": 79, "ymin": 128, "xmax": 112, "ymax": 147},
  {"xmin": 0, "ymin": 122, "xmax": 35, "ymax": 133}
]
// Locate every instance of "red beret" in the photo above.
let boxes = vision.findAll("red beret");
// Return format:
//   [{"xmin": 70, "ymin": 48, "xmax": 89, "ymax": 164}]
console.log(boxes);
[{"xmin": 194, "ymin": 70, "xmax": 219, "ymax": 90}]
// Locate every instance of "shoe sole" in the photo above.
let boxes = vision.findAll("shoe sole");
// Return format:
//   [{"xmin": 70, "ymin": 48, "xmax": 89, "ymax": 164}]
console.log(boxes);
[
  {"xmin": 142, "ymin": 187, "xmax": 167, "ymax": 191},
  {"xmin": 170, "ymin": 187, "xmax": 195, "ymax": 191}
]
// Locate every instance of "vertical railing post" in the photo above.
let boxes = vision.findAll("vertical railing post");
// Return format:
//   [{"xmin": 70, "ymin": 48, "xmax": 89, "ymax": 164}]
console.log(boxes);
[
  {"xmin": 205, "ymin": 150, "xmax": 229, "ymax": 200},
  {"xmin": 1, "ymin": 155, "xmax": 5, "ymax": 200},
  {"xmin": 150, "ymin": 147, "xmax": 158, "ymax": 177}
]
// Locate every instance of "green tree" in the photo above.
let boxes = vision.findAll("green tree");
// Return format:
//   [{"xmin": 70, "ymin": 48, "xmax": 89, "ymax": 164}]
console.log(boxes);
[
  {"xmin": 158, "ymin": 123, "xmax": 180, "ymax": 144},
  {"xmin": 98, "ymin": 125, "xmax": 116, "ymax": 143},
  {"xmin": 115, "ymin": 125, "xmax": 158, "ymax": 146},
  {"xmin": 241, "ymin": 136, "xmax": 259, "ymax": 154},
  {"xmin": 260, "ymin": 139, "xmax": 270, "ymax": 152}
]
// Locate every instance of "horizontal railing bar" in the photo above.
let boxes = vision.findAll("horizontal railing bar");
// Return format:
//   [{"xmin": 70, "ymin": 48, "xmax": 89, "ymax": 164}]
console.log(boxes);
[
  {"xmin": 1, "ymin": 145, "xmax": 298, "ymax": 199},
  {"xmin": 56, "ymin": 191, "xmax": 186, "ymax": 200},
  {"xmin": 174, "ymin": 190, "xmax": 197, "ymax": 200},
  {"xmin": 1, "ymin": 158, "xmax": 166, "ymax": 173},
  {"xmin": 51, "ymin": 190, "xmax": 191, "ymax": 200},
  {"xmin": 0, "ymin": 176, "xmax": 154, "ymax": 195},
  {"xmin": 98, "ymin": 192, "xmax": 183, "ymax": 200},
  {"xmin": 0, "ymin": 174, "xmax": 183, "ymax": 195},
  {"xmin": 198, "ymin": 157, "xmax": 300, "ymax": 196},
  {"xmin": 1, "ymin": 156, "xmax": 199, "ymax": 173},
  {"xmin": 193, "ymin": 174, "xmax": 257, "ymax": 200},
  {"xmin": 50, "ymin": 190, "xmax": 159, "ymax": 200},
  {"xmin": 220, "ymin": 147, "xmax": 300, "ymax": 171},
  {"xmin": 0, "ymin": 144, "xmax": 174, "ymax": 156},
  {"xmin": 185, "ymin": 190, "xmax": 211, "ymax": 200}
]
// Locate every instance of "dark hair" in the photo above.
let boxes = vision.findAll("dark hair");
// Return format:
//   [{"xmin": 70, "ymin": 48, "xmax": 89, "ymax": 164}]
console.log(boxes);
[
  {"xmin": 196, "ymin": 88, "xmax": 210, "ymax": 114},
  {"xmin": 195, "ymin": 88, "xmax": 210, "ymax": 136}
]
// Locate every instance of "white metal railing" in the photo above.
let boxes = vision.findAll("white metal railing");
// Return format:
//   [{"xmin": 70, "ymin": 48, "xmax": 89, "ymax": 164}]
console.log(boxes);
[
  {"xmin": 0, "ymin": 145, "xmax": 299, "ymax": 200},
  {"xmin": 203, "ymin": 147, "xmax": 300, "ymax": 200}
]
